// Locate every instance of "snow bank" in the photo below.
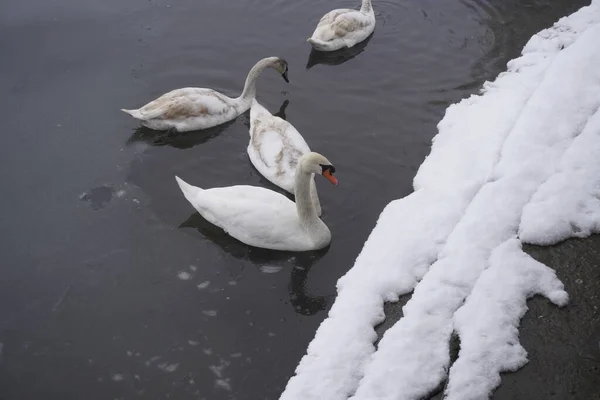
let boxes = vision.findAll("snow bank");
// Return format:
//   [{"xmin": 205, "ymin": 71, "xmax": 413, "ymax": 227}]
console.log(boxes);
[
  {"xmin": 280, "ymin": 189, "xmax": 467, "ymax": 400},
  {"xmin": 445, "ymin": 238, "xmax": 568, "ymax": 400},
  {"xmin": 280, "ymin": 2, "xmax": 600, "ymax": 400},
  {"xmin": 519, "ymin": 108, "xmax": 600, "ymax": 245}
]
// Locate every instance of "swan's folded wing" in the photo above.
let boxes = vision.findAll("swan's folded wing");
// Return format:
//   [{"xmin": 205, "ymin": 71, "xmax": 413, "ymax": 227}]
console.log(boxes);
[
  {"xmin": 317, "ymin": 9, "xmax": 354, "ymax": 27},
  {"xmin": 248, "ymin": 114, "xmax": 310, "ymax": 192},
  {"xmin": 193, "ymin": 186, "xmax": 304, "ymax": 249},
  {"xmin": 137, "ymin": 89, "xmax": 234, "ymax": 120},
  {"xmin": 315, "ymin": 10, "xmax": 372, "ymax": 41}
]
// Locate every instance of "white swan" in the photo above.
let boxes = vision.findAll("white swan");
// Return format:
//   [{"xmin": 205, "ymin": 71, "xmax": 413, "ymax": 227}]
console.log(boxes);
[
  {"xmin": 175, "ymin": 152, "xmax": 338, "ymax": 251},
  {"xmin": 248, "ymin": 99, "xmax": 322, "ymax": 216},
  {"xmin": 121, "ymin": 57, "xmax": 289, "ymax": 132},
  {"xmin": 307, "ymin": 0, "xmax": 375, "ymax": 52}
]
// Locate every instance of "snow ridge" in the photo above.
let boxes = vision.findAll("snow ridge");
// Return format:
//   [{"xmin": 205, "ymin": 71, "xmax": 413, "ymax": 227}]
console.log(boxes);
[
  {"xmin": 445, "ymin": 238, "xmax": 568, "ymax": 400},
  {"xmin": 519, "ymin": 107, "xmax": 600, "ymax": 245}
]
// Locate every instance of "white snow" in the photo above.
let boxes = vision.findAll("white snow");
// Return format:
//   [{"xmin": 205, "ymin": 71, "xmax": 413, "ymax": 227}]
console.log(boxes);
[
  {"xmin": 519, "ymin": 108, "xmax": 600, "ymax": 245},
  {"xmin": 280, "ymin": 2, "xmax": 600, "ymax": 400},
  {"xmin": 445, "ymin": 239, "xmax": 568, "ymax": 400}
]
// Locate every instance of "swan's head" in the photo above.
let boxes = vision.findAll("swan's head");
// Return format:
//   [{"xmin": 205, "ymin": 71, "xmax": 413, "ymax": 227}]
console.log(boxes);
[
  {"xmin": 270, "ymin": 57, "xmax": 289, "ymax": 83},
  {"xmin": 300, "ymin": 152, "xmax": 338, "ymax": 186}
]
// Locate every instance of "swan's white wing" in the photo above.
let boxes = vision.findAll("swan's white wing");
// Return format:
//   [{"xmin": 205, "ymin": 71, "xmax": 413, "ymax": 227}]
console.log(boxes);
[
  {"xmin": 136, "ymin": 88, "xmax": 236, "ymax": 120},
  {"xmin": 316, "ymin": 9, "xmax": 356, "ymax": 28},
  {"xmin": 248, "ymin": 100, "xmax": 310, "ymax": 193},
  {"xmin": 312, "ymin": 9, "xmax": 374, "ymax": 46},
  {"xmin": 176, "ymin": 177, "xmax": 311, "ymax": 251}
]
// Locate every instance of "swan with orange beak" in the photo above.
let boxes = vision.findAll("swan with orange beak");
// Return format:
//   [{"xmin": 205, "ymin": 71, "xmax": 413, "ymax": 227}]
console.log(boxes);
[{"xmin": 175, "ymin": 152, "xmax": 338, "ymax": 251}]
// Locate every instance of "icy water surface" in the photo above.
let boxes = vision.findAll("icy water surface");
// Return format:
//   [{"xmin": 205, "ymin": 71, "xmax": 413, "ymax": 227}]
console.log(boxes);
[{"xmin": 0, "ymin": 0, "xmax": 593, "ymax": 399}]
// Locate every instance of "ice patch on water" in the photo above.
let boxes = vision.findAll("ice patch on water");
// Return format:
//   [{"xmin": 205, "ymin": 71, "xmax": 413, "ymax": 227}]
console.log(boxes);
[
  {"xmin": 189, "ymin": 265, "xmax": 197, "ymax": 272},
  {"xmin": 177, "ymin": 271, "xmax": 192, "ymax": 280},
  {"xmin": 188, "ymin": 340, "xmax": 199, "ymax": 346},
  {"xmin": 215, "ymin": 379, "xmax": 232, "ymax": 391},
  {"xmin": 209, "ymin": 359, "xmax": 230, "ymax": 378},
  {"xmin": 145, "ymin": 355, "xmax": 161, "ymax": 366},
  {"xmin": 202, "ymin": 310, "xmax": 217, "ymax": 317},
  {"xmin": 157, "ymin": 362, "xmax": 179, "ymax": 373},
  {"xmin": 112, "ymin": 373, "xmax": 124, "ymax": 382},
  {"xmin": 260, "ymin": 265, "xmax": 283, "ymax": 274},
  {"xmin": 197, "ymin": 280, "xmax": 210, "ymax": 289}
]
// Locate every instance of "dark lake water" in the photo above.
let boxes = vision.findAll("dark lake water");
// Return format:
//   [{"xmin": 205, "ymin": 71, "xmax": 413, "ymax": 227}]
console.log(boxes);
[{"xmin": 0, "ymin": 0, "xmax": 592, "ymax": 399}]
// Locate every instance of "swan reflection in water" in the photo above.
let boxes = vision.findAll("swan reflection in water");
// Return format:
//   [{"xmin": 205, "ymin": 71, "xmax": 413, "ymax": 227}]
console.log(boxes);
[
  {"xmin": 242, "ymin": 98, "xmax": 290, "ymax": 130},
  {"xmin": 305, "ymin": 33, "xmax": 374, "ymax": 69},
  {"xmin": 125, "ymin": 117, "xmax": 237, "ymax": 149},
  {"xmin": 180, "ymin": 212, "xmax": 332, "ymax": 316}
]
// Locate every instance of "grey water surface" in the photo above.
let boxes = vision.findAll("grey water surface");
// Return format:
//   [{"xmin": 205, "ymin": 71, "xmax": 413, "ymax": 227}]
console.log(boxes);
[{"xmin": 0, "ymin": 0, "xmax": 596, "ymax": 399}]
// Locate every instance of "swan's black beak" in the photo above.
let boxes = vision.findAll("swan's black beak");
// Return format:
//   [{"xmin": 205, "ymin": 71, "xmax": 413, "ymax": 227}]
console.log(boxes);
[{"xmin": 282, "ymin": 68, "xmax": 289, "ymax": 83}]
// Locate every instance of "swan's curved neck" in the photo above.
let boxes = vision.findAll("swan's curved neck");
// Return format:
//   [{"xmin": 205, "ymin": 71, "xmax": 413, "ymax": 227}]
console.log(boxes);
[
  {"xmin": 360, "ymin": 0, "xmax": 373, "ymax": 12},
  {"xmin": 295, "ymin": 167, "xmax": 320, "ymax": 230},
  {"xmin": 238, "ymin": 58, "xmax": 273, "ymax": 103}
]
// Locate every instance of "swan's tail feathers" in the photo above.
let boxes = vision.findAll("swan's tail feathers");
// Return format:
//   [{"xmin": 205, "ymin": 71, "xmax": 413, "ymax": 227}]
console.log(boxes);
[
  {"xmin": 307, "ymin": 37, "xmax": 328, "ymax": 50},
  {"xmin": 175, "ymin": 176, "xmax": 203, "ymax": 203},
  {"xmin": 121, "ymin": 108, "xmax": 143, "ymax": 119}
]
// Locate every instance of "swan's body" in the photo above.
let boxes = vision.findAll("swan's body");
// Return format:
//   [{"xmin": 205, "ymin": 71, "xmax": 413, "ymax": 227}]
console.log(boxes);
[
  {"xmin": 307, "ymin": 0, "xmax": 375, "ymax": 51},
  {"xmin": 175, "ymin": 152, "xmax": 338, "ymax": 251},
  {"xmin": 248, "ymin": 99, "xmax": 322, "ymax": 216},
  {"xmin": 121, "ymin": 57, "xmax": 289, "ymax": 132}
]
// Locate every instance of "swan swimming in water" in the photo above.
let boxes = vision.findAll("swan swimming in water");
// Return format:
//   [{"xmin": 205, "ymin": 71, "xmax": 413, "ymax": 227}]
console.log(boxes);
[
  {"xmin": 247, "ymin": 99, "xmax": 322, "ymax": 216},
  {"xmin": 175, "ymin": 152, "xmax": 338, "ymax": 251},
  {"xmin": 307, "ymin": 0, "xmax": 375, "ymax": 52},
  {"xmin": 121, "ymin": 57, "xmax": 289, "ymax": 132}
]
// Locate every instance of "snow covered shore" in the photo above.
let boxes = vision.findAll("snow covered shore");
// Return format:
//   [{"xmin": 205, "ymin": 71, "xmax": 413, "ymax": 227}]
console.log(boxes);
[{"xmin": 280, "ymin": 1, "xmax": 600, "ymax": 399}]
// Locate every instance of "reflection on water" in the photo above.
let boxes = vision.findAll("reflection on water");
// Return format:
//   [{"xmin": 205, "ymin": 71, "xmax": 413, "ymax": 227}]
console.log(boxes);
[
  {"xmin": 305, "ymin": 34, "xmax": 373, "ymax": 69},
  {"xmin": 126, "ymin": 118, "xmax": 237, "ymax": 149},
  {"xmin": 242, "ymin": 99, "xmax": 290, "ymax": 131},
  {"xmin": 180, "ymin": 212, "xmax": 331, "ymax": 316},
  {"xmin": 273, "ymin": 99, "xmax": 290, "ymax": 120}
]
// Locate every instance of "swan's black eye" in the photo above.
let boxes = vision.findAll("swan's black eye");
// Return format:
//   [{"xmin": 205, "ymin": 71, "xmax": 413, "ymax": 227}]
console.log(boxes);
[{"xmin": 320, "ymin": 164, "xmax": 336, "ymax": 174}]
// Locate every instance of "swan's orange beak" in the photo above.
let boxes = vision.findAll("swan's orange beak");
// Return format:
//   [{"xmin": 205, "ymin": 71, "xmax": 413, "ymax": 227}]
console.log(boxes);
[{"xmin": 323, "ymin": 169, "xmax": 338, "ymax": 186}]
